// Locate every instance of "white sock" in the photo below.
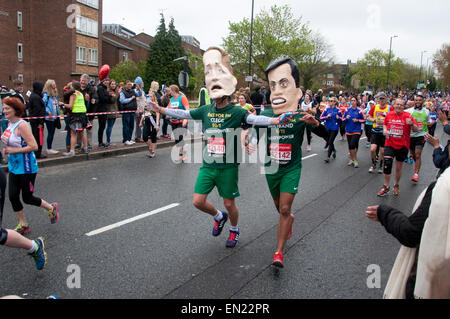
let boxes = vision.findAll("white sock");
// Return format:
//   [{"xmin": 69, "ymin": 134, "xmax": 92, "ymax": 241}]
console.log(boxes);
[
  {"xmin": 27, "ymin": 240, "xmax": 38, "ymax": 254},
  {"xmin": 214, "ymin": 210, "xmax": 223, "ymax": 221},
  {"xmin": 230, "ymin": 225, "xmax": 239, "ymax": 233}
]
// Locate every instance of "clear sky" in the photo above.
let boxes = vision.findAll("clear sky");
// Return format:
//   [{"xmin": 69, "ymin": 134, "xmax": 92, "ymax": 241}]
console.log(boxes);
[{"xmin": 103, "ymin": 0, "xmax": 449, "ymax": 67}]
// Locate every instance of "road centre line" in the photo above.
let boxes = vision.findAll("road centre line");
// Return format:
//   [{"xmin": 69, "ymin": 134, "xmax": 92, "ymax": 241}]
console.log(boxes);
[{"xmin": 85, "ymin": 203, "xmax": 180, "ymax": 237}]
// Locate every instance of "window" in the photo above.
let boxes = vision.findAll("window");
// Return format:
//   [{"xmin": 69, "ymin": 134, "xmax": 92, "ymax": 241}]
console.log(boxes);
[
  {"xmin": 88, "ymin": 48, "xmax": 98, "ymax": 66},
  {"xmin": 18, "ymin": 43, "xmax": 23, "ymax": 62},
  {"xmin": 76, "ymin": 15, "xmax": 98, "ymax": 38},
  {"xmin": 17, "ymin": 11, "xmax": 22, "ymax": 30},
  {"xmin": 76, "ymin": 46, "xmax": 87, "ymax": 64},
  {"xmin": 122, "ymin": 52, "xmax": 128, "ymax": 62},
  {"xmin": 326, "ymin": 81, "xmax": 334, "ymax": 86},
  {"xmin": 18, "ymin": 74, "xmax": 24, "ymax": 82},
  {"xmin": 77, "ymin": 0, "xmax": 99, "ymax": 9},
  {"xmin": 327, "ymin": 74, "xmax": 334, "ymax": 79}
]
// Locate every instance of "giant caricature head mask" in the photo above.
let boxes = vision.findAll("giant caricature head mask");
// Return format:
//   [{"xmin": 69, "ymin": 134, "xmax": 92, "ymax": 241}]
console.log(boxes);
[
  {"xmin": 203, "ymin": 47, "xmax": 237, "ymax": 100},
  {"xmin": 265, "ymin": 57, "xmax": 303, "ymax": 114}
]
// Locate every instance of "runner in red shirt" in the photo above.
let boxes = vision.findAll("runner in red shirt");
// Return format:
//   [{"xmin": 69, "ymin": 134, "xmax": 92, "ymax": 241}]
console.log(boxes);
[{"xmin": 377, "ymin": 98, "xmax": 419, "ymax": 197}]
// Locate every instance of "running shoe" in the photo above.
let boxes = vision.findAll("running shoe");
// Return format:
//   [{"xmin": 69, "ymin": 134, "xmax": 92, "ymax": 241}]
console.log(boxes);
[
  {"xmin": 307, "ymin": 145, "xmax": 311, "ymax": 152},
  {"xmin": 393, "ymin": 184, "xmax": 400, "ymax": 196},
  {"xmin": 411, "ymin": 173, "xmax": 419, "ymax": 183},
  {"xmin": 347, "ymin": 160, "xmax": 353, "ymax": 166},
  {"xmin": 377, "ymin": 185, "xmax": 390, "ymax": 197},
  {"xmin": 212, "ymin": 211, "xmax": 228, "ymax": 237},
  {"xmin": 225, "ymin": 230, "xmax": 239, "ymax": 248},
  {"xmin": 272, "ymin": 251, "xmax": 284, "ymax": 268},
  {"xmin": 378, "ymin": 165, "xmax": 383, "ymax": 174},
  {"xmin": 404, "ymin": 158, "xmax": 408, "ymax": 163},
  {"xmin": 47, "ymin": 149, "xmax": 59, "ymax": 155},
  {"xmin": 368, "ymin": 165, "xmax": 375, "ymax": 173},
  {"xmin": 15, "ymin": 223, "xmax": 31, "ymax": 235},
  {"xmin": 30, "ymin": 237, "xmax": 47, "ymax": 270},
  {"xmin": 287, "ymin": 214, "xmax": 294, "ymax": 240},
  {"xmin": 324, "ymin": 158, "xmax": 330, "ymax": 163},
  {"xmin": 332, "ymin": 151, "xmax": 337, "ymax": 159},
  {"xmin": 353, "ymin": 160, "xmax": 359, "ymax": 168},
  {"xmin": 48, "ymin": 203, "xmax": 59, "ymax": 224},
  {"xmin": 409, "ymin": 157, "xmax": 414, "ymax": 164},
  {"xmin": 63, "ymin": 150, "xmax": 75, "ymax": 157}
]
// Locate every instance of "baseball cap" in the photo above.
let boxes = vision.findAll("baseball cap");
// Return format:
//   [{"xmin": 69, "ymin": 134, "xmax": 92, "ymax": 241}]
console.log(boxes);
[{"xmin": 376, "ymin": 92, "xmax": 387, "ymax": 99}]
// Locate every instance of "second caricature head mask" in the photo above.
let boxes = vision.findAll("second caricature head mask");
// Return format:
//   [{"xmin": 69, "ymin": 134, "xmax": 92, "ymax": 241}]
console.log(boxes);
[
  {"xmin": 203, "ymin": 47, "xmax": 238, "ymax": 100},
  {"xmin": 265, "ymin": 57, "xmax": 303, "ymax": 115}
]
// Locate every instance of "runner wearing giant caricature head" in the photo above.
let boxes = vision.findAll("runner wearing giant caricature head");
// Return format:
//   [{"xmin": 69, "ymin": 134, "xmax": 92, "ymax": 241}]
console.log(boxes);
[{"xmin": 254, "ymin": 57, "xmax": 321, "ymax": 268}]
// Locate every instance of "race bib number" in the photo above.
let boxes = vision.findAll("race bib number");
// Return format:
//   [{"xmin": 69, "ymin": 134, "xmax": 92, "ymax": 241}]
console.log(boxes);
[
  {"xmin": 389, "ymin": 125, "xmax": 403, "ymax": 138},
  {"xmin": 1, "ymin": 129, "xmax": 11, "ymax": 145},
  {"xmin": 270, "ymin": 143, "xmax": 292, "ymax": 162},
  {"xmin": 417, "ymin": 122, "xmax": 424, "ymax": 131},
  {"xmin": 207, "ymin": 137, "xmax": 225, "ymax": 157}
]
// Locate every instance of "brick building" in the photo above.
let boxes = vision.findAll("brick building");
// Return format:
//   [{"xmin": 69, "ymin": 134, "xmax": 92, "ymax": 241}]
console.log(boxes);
[
  {"xmin": 0, "ymin": 0, "xmax": 102, "ymax": 94},
  {"xmin": 101, "ymin": 24, "xmax": 204, "ymax": 69}
]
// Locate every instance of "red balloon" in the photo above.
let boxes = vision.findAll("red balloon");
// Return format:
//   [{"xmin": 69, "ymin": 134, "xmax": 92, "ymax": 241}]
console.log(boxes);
[{"xmin": 99, "ymin": 64, "xmax": 110, "ymax": 81}]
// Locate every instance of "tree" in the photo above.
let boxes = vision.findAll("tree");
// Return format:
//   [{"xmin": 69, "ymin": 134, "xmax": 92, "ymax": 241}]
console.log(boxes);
[
  {"xmin": 144, "ymin": 14, "xmax": 188, "ymax": 92},
  {"xmin": 110, "ymin": 60, "xmax": 146, "ymax": 85},
  {"xmin": 351, "ymin": 49, "xmax": 404, "ymax": 91},
  {"xmin": 298, "ymin": 32, "xmax": 334, "ymax": 90},
  {"xmin": 223, "ymin": 5, "xmax": 313, "ymax": 83},
  {"xmin": 433, "ymin": 43, "xmax": 450, "ymax": 88}
]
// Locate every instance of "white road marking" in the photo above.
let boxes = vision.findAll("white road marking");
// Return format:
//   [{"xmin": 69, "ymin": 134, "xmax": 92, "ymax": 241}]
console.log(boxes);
[
  {"xmin": 85, "ymin": 203, "xmax": 180, "ymax": 237},
  {"xmin": 302, "ymin": 154, "xmax": 318, "ymax": 160}
]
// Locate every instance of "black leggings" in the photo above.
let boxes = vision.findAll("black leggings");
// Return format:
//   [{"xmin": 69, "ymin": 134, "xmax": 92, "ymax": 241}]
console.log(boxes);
[
  {"xmin": 339, "ymin": 122, "xmax": 346, "ymax": 137},
  {"xmin": 306, "ymin": 127, "xmax": 312, "ymax": 145},
  {"xmin": 347, "ymin": 134, "xmax": 361, "ymax": 150},
  {"xmin": 97, "ymin": 114, "xmax": 107, "ymax": 144},
  {"xmin": 170, "ymin": 122, "xmax": 185, "ymax": 147},
  {"xmin": 8, "ymin": 173, "xmax": 42, "ymax": 213},
  {"xmin": 0, "ymin": 169, "xmax": 7, "ymax": 245},
  {"xmin": 327, "ymin": 130, "xmax": 339, "ymax": 158},
  {"xmin": 143, "ymin": 116, "xmax": 158, "ymax": 144}
]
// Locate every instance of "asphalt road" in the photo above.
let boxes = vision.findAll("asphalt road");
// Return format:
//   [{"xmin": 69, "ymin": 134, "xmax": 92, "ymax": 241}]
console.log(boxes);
[{"xmin": 0, "ymin": 124, "xmax": 444, "ymax": 300}]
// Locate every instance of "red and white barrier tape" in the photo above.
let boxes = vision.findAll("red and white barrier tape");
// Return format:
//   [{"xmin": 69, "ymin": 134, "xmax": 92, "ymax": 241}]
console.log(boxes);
[{"xmin": 0, "ymin": 110, "xmax": 138, "ymax": 121}]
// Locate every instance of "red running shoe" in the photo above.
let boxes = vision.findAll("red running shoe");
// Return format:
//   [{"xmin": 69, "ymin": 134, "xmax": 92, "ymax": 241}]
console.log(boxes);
[{"xmin": 272, "ymin": 251, "xmax": 284, "ymax": 268}]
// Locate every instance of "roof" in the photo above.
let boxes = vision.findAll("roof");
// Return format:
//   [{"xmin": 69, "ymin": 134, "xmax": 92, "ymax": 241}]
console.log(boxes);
[{"xmin": 102, "ymin": 35, "xmax": 134, "ymax": 51}]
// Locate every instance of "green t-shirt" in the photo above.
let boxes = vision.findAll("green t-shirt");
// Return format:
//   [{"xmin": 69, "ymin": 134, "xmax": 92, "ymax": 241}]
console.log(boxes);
[
  {"xmin": 258, "ymin": 108, "xmax": 316, "ymax": 175},
  {"xmin": 190, "ymin": 104, "xmax": 250, "ymax": 169},
  {"xmin": 406, "ymin": 107, "xmax": 430, "ymax": 137}
]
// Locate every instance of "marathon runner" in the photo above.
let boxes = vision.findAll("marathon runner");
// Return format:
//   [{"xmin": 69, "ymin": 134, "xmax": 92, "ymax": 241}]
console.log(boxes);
[
  {"xmin": 343, "ymin": 97, "xmax": 365, "ymax": 168},
  {"xmin": 150, "ymin": 47, "xmax": 291, "ymax": 249},
  {"xmin": 248, "ymin": 57, "xmax": 321, "ymax": 268},
  {"xmin": 368, "ymin": 92, "xmax": 391, "ymax": 174},
  {"xmin": 406, "ymin": 92, "xmax": 432, "ymax": 183},
  {"xmin": 377, "ymin": 98, "xmax": 418, "ymax": 196}
]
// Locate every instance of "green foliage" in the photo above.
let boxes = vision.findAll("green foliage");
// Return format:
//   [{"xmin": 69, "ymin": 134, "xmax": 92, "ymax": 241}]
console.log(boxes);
[
  {"xmin": 351, "ymin": 49, "xmax": 406, "ymax": 91},
  {"xmin": 223, "ymin": 5, "xmax": 313, "ymax": 83},
  {"xmin": 110, "ymin": 60, "xmax": 146, "ymax": 85},
  {"xmin": 144, "ymin": 14, "xmax": 189, "ymax": 92},
  {"xmin": 433, "ymin": 43, "xmax": 450, "ymax": 88}
]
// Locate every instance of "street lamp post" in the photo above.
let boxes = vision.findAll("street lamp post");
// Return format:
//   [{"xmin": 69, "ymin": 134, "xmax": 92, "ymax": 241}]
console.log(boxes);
[
  {"xmin": 248, "ymin": 0, "xmax": 255, "ymax": 89},
  {"xmin": 419, "ymin": 50, "xmax": 427, "ymax": 83},
  {"xmin": 386, "ymin": 35, "xmax": 398, "ymax": 92}
]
